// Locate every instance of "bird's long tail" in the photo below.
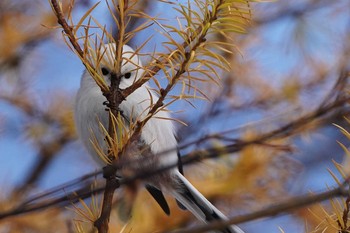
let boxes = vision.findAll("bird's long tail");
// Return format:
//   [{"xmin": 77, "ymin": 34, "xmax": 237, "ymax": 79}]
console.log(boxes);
[{"xmin": 168, "ymin": 171, "xmax": 245, "ymax": 233}]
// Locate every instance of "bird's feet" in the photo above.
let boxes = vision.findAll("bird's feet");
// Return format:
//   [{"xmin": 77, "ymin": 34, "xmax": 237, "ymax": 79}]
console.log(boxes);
[{"xmin": 103, "ymin": 101, "xmax": 125, "ymax": 117}]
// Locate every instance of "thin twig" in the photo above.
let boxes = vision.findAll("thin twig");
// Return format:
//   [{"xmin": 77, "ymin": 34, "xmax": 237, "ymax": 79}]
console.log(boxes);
[
  {"xmin": 50, "ymin": 0, "xmax": 84, "ymax": 58},
  {"xmin": 0, "ymin": 183, "xmax": 104, "ymax": 220},
  {"xmin": 170, "ymin": 185, "xmax": 350, "ymax": 233}
]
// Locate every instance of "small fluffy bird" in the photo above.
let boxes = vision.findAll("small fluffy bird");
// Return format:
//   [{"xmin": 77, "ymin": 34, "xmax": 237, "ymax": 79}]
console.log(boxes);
[{"xmin": 74, "ymin": 43, "xmax": 244, "ymax": 233}]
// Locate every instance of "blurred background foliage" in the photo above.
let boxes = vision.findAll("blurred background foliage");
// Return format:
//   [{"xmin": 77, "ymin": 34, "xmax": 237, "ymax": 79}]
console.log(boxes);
[{"xmin": 0, "ymin": 0, "xmax": 349, "ymax": 232}]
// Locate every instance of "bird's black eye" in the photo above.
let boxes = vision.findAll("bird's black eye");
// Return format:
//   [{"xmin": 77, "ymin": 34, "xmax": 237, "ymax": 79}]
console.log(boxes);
[
  {"xmin": 101, "ymin": 67, "xmax": 110, "ymax": 76},
  {"xmin": 124, "ymin": 72, "xmax": 132, "ymax": 79}
]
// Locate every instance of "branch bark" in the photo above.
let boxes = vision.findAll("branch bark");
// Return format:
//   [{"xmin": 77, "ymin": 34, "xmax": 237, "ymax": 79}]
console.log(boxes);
[
  {"xmin": 93, "ymin": 0, "xmax": 129, "ymax": 231},
  {"xmin": 49, "ymin": 1, "xmax": 123, "ymax": 232},
  {"xmin": 94, "ymin": 166, "xmax": 120, "ymax": 233},
  {"xmin": 50, "ymin": 0, "xmax": 84, "ymax": 58}
]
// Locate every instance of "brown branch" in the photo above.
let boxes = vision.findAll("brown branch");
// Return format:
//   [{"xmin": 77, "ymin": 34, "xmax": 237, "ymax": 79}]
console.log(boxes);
[
  {"xmin": 339, "ymin": 195, "xmax": 350, "ymax": 231},
  {"xmin": 94, "ymin": 0, "xmax": 130, "ymax": 232},
  {"xmin": 0, "ymin": 182, "xmax": 105, "ymax": 220},
  {"xmin": 50, "ymin": 0, "xmax": 84, "ymax": 58},
  {"xmin": 170, "ymin": 184, "xmax": 350, "ymax": 233},
  {"xmin": 94, "ymin": 167, "xmax": 120, "ymax": 233},
  {"xmin": 50, "ymin": 1, "xmax": 123, "ymax": 232},
  {"xmin": 0, "ymin": 92, "xmax": 347, "ymax": 222}
]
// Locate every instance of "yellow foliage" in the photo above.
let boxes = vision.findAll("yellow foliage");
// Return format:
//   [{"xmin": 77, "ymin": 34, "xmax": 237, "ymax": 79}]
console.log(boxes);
[
  {"xmin": 298, "ymin": 123, "xmax": 350, "ymax": 233},
  {"xmin": 123, "ymin": 190, "xmax": 192, "ymax": 232},
  {"xmin": 3, "ymin": 209, "xmax": 69, "ymax": 233},
  {"xmin": 0, "ymin": 195, "xmax": 69, "ymax": 233},
  {"xmin": 297, "ymin": 201, "xmax": 349, "ymax": 233},
  {"xmin": 0, "ymin": 2, "xmax": 60, "ymax": 64}
]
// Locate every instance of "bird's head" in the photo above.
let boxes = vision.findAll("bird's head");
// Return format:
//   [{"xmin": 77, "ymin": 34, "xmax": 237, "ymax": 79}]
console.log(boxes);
[{"xmin": 92, "ymin": 43, "xmax": 143, "ymax": 89}]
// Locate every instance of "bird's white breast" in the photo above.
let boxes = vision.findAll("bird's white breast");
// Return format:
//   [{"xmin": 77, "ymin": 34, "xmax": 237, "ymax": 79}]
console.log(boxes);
[{"xmin": 74, "ymin": 72, "xmax": 178, "ymax": 169}]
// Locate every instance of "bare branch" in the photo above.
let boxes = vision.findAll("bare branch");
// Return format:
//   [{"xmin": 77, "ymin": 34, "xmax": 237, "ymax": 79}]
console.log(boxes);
[{"xmin": 170, "ymin": 184, "xmax": 350, "ymax": 233}]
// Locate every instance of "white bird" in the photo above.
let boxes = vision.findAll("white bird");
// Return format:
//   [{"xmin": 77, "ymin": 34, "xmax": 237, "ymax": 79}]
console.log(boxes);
[{"xmin": 74, "ymin": 43, "xmax": 245, "ymax": 233}]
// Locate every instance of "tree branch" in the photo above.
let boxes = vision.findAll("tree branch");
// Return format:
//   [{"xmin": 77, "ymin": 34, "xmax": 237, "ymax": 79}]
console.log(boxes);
[
  {"xmin": 94, "ymin": 1, "xmax": 130, "ymax": 232},
  {"xmin": 94, "ymin": 167, "xmax": 120, "ymax": 233},
  {"xmin": 50, "ymin": 0, "xmax": 84, "ymax": 58},
  {"xmin": 170, "ymin": 184, "xmax": 350, "ymax": 233},
  {"xmin": 50, "ymin": 1, "xmax": 124, "ymax": 232}
]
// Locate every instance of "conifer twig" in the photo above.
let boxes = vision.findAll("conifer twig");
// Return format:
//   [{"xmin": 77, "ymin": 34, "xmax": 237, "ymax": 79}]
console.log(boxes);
[
  {"xmin": 122, "ymin": 0, "xmax": 244, "ymax": 155},
  {"xmin": 94, "ymin": 1, "xmax": 129, "ymax": 232},
  {"xmin": 49, "ymin": 0, "xmax": 84, "ymax": 58},
  {"xmin": 49, "ymin": 1, "xmax": 124, "ymax": 232}
]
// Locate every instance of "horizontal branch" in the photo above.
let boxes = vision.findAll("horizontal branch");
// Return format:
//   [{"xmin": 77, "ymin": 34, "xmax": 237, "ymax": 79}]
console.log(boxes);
[
  {"xmin": 170, "ymin": 184, "xmax": 350, "ymax": 233},
  {"xmin": 0, "ymin": 96, "xmax": 347, "ymax": 221},
  {"xmin": 2, "ymin": 176, "xmax": 349, "ymax": 233},
  {"xmin": 0, "ymin": 183, "xmax": 104, "ymax": 220},
  {"xmin": 0, "ymin": 87, "xmax": 347, "ymax": 225}
]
